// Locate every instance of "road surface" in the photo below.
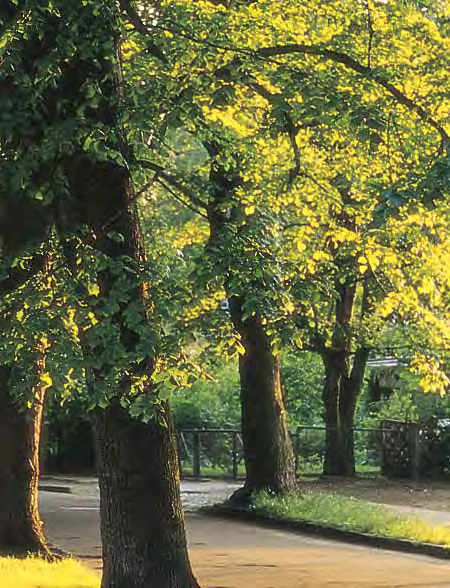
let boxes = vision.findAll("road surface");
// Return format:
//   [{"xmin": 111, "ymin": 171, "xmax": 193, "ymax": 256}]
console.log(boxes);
[{"xmin": 39, "ymin": 481, "xmax": 450, "ymax": 588}]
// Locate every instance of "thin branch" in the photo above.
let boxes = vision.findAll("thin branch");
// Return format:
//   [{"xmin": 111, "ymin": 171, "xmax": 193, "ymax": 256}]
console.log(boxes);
[
  {"xmin": 366, "ymin": 0, "xmax": 374, "ymax": 69},
  {"xmin": 256, "ymin": 44, "xmax": 450, "ymax": 147},
  {"xmin": 156, "ymin": 178, "xmax": 209, "ymax": 219},
  {"xmin": 119, "ymin": 0, "xmax": 167, "ymax": 62},
  {"xmin": 247, "ymin": 81, "xmax": 301, "ymax": 182},
  {"xmin": 135, "ymin": 159, "xmax": 209, "ymax": 212}
]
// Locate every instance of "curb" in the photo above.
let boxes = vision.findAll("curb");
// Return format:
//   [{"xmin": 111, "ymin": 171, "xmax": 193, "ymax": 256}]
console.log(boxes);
[
  {"xmin": 204, "ymin": 504, "xmax": 450, "ymax": 561},
  {"xmin": 39, "ymin": 484, "xmax": 72, "ymax": 494}
]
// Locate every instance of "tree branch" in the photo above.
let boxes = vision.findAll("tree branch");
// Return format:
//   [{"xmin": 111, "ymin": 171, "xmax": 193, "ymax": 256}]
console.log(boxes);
[
  {"xmin": 118, "ymin": 0, "xmax": 167, "ymax": 62},
  {"xmin": 257, "ymin": 44, "xmax": 449, "ymax": 147}
]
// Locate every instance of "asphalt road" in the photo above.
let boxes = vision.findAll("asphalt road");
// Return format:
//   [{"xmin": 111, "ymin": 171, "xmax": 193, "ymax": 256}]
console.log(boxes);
[{"xmin": 39, "ymin": 483, "xmax": 450, "ymax": 587}]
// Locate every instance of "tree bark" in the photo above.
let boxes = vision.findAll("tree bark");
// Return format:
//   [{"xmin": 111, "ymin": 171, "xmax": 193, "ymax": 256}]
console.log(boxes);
[
  {"xmin": 94, "ymin": 402, "xmax": 197, "ymax": 588},
  {"xmin": 205, "ymin": 148, "xmax": 295, "ymax": 502},
  {"xmin": 322, "ymin": 345, "xmax": 369, "ymax": 476},
  {"xmin": 0, "ymin": 197, "xmax": 52, "ymax": 556},
  {"xmin": 322, "ymin": 351, "xmax": 352, "ymax": 476},
  {"xmin": 60, "ymin": 158, "xmax": 198, "ymax": 587},
  {"xmin": 229, "ymin": 298, "xmax": 296, "ymax": 500},
  {"xmin": 0, "ymin": 366, "xmax": 50, "ymax": 557}
]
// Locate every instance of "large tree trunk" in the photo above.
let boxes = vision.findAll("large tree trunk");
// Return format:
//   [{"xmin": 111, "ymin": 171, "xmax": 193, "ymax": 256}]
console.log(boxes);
[
  {"xmin": 94, "ymin": 402, "xmax": 197, "ymax": 588},
  {"xmin": 60, "ymin": 160, "xmax": 198, "ymax": 585},
  {"xmin": 229, "ymin": 298, "xmax": 295, "ymax": 502},
  {"xmin": 205, "ymin": 151, "xmax": 295, "ymax": 502},
  {"xmin": 46, "ymin": 0, "xmax": 199, "ymax": 580}
]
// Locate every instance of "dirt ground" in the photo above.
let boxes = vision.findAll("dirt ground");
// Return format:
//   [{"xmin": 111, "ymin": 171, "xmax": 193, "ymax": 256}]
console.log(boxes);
[{"xmin": 297, "ymin": 475, "xmax": 450, "ymax": 511}]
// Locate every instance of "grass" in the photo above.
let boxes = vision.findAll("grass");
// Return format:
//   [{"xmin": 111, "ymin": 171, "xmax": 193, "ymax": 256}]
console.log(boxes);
[
  {"xmin": 253, "ymin": 491, "xmax": 450, "ymax": 547},
  {"xmin": 0, "ymin": 556, "xmax": 99, "ymax": 588},
  {"xmin": 181, "ymin": 464, "xmax": 246, "ymax": 478}
]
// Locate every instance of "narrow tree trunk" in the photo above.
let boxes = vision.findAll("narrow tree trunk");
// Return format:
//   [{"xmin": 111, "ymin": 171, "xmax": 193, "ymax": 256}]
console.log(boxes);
[
  {"xmin": 322, "ymin": 352, "xmax": 352, "ymax": 476},
  {"xmin": 322, "ymin": 347, "xmax": 369, "ymax": 477},
  {"xmin": 339, "ymin": 347, "xmax": 370, "ymax": 476},
  {"xmin": 0, "ymin": 198, "xmax": 51, "ymax": 555},
  {"xmin": 0, "ymin": 363, "xmax": 50, "ymax": 557},
  {"xmin": 229, "ymin": 298, "xmax": 295, "ymax": 502}
]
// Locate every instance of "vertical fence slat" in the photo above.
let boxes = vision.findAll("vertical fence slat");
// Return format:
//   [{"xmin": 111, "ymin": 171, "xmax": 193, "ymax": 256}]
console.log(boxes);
[
  {"xmin": 193, "ymin": 430, "xmax": 201, "ymax": 479},
  {"xmin": 232, "ymin": 431, "xmax": 238, "ymax": 479}
]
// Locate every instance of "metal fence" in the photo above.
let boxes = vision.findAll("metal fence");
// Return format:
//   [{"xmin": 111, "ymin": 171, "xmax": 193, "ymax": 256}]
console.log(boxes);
[
  {"xmin": 177, "ymin": 422, "xmax": 447, "ymax": 480},
  {"xmin": 176, "ymin": 426, "xmax": 387, "ymax": 479},
  {"xmin": 177, "ymin": 429, "xmax": 244, "ymax": 479}
]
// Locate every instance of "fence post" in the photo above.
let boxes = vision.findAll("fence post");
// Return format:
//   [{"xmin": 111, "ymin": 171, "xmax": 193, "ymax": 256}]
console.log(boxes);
[
  {"xmin": 193, "ymin": 430, "xmax": 201, "ymax": 479},
  {"xmin": 411, "ymin": 423, "xmax": 421, "ymax": 482},
  {"xmin": 232, "ymin": 431, "xmax": 238, "ymax": 479},
  {"xmin": 294, "ymin": 427, "xmax": 300, "ymax": 475},
  {"xmin": 176, "ymin": 433, "xmax": 183, "ymax": 478}
]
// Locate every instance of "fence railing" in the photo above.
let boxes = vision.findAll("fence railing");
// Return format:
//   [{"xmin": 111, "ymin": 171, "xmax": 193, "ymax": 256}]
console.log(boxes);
[
  {"xmin": 177, "ymin": 423, "xmax": 444, "ymax": 480},
  {"xmin": 177, "ymin": 428, "xmax": 244, "ymax": 479}
]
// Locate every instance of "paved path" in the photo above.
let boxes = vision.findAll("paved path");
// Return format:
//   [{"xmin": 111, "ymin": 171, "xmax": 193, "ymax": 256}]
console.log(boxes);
[{"xmin": 39, "ymin": 479, "xmax": 450, "ymax": 587}]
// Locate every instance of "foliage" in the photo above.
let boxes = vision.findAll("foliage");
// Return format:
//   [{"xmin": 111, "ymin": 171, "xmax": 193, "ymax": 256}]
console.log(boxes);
[
  {"xmin": 0, "ymin": 557, "xmax": 98, "ymax": 588},
  {"xmin": 253, "ymin": 491, "xmax": 450, "ymax": 547},
  {"xmin": 170, "ymin": 360, "xmax": 240, "ymax": 429},
  {"xmin": 281, "ymin": 350, "xmax": 324, "ymax": 427}
]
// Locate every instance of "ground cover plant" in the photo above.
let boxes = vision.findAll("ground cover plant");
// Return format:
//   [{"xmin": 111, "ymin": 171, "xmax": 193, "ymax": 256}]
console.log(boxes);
[
  {"xmin": 0, "ymin": 557, "xmax": 98, "ymax": 588},
  {"xmin": 254, "ymin": 491, "xmax": 450, "ymax": 547}
]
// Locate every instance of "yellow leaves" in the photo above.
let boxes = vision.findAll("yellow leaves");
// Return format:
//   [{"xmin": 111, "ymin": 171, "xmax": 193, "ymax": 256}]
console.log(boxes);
[
  {"xmin": 171, "ymin": 220, "xmax": 209, "ymax": 249},
  {"xmin": 120, "ymin": 39, "xmax": 140, "ymax": 62},
  {"xmin": 87, "ymin": 311, "xmax": 98, "ymax": 327},
  {"xmin": 378, "ymin": 293, "xmax": 399, "ymax": 319},
  {"xmin": 329, "ymin": 227, "xmax": 359, "ymax": 247},
  {"xmin": 357, "ymin": 255, "xmax": 369, "ymax": 275},
  {"xmin": 40, "ymin": 371, "xmax": 53, "ymax": 392},
  {"xmin": 180, "ymin": 290, "xmax": 226, "ymax": 323},
  {"xmin": 87, "ymin": 282, "xmax": 100, "ymax": 297},
  {"xmin": 410, "ymin": 354, "xmax": 449, "ymax": 397},
  {"xmin": 283, "ymin": 300, "xmax": 296, "ymax": 315}
]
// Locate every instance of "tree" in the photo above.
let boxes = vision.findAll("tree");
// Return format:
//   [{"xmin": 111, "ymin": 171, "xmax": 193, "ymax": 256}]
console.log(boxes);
[
  {"xmin": 1, "ymin": 1, "xmax": 200, "ymax": 585},
  {"xmin": 0, "ymin": 204, "xmax": 53, "ymax": 556},
  {"xmin": 150, "ymin": 0, "xmax": 450, "ymax": 476}
]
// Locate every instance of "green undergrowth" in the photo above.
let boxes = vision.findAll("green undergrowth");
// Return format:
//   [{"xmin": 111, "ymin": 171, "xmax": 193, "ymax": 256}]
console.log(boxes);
[
  {"xmin": 0, "ymin": 556, "xmax": 99, "ymax": 588},
  {"xmin": 253, "ymin": 491, "xmax": 450, "ymax": 547}
]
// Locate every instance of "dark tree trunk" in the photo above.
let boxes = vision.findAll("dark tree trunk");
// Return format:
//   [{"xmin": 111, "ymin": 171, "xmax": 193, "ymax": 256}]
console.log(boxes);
[
  {"xmin": 58, "ymin": 155, "xmax": 199, "ymax": 587},
  {"xmin": 204, "ymin": 151, "xmax": 295, "ymax": 502},
  {"xmin": 322, "ymin": 348, "xmax": 369, "ymax": 477},
  {"xmin": 94, "ymin": 402, "xmax": 198, "ymax": 588},
  {"xmin": 229, "ymin": 298, "xmax": 295, "ymax": 502},
  {"xmin": 48, "ymin": 1, "xmax": 198, "ymax": 580},
  {"xmin": 0, "ymin": 195, "xmax": 51, "ymax": 555},
  {"xmin": 0, "ymin": 364, "xmax": 50, "ymax": 556},
  {"xmin": 322, "ymin": 351, "xmax": 353, "ymax": 476}
]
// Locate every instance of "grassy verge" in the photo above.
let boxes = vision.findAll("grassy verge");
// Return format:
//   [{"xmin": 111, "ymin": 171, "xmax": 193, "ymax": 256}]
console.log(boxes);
[
  {"xmin": 253, "ymin": 491, "xmax": 450, "ymax": 547},
  {"xmin": 0, "ymin": 557, "xmax": 99, "ymax": 588}
]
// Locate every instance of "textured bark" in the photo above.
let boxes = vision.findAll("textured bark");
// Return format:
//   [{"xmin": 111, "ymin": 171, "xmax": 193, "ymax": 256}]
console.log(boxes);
[
  {"xmin": 59, "ymin": 151, "xmax": 199, "ymax": 587},
  {"xmin": 94, "ymin": 402, "xmax": 198, "ymax": 588},
  {"xmin": 229, "ymin": 299, "xmax": 296, "ymax": 500},
  {"xmin": 0, "ymin": 364, "xmax": 50, "ymax": 557},
  {"xmin": 205, "ymin": 151, "xmax": 295, "ymax": 501},
  {"xmin": 0, "ymin": 196, "xmax": 51, "ymax": 555},
  {"xmin": 322, "ymin": 346, "xmax": 369, "ymax": 476}
]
